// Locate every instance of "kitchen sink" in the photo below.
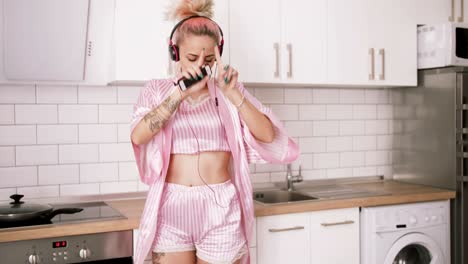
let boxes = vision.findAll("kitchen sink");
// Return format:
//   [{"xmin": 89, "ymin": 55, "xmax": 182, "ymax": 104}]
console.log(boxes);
[{"xmin": 253, "ymin": 190, "xmax": 319, "ymax": 204}]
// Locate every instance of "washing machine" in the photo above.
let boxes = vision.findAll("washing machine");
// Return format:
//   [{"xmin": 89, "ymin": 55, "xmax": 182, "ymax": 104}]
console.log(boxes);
[{"xmin": 361, "ymin": 200, "xmax": 450, "ymax": 264}]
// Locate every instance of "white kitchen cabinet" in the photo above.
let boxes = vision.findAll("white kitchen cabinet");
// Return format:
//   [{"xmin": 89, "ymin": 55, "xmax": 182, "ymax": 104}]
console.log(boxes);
[
  {"xmin": 327, "ymin": 0, "xmax": 417, "ymax": 87},
  {"xmin": 230, "ymin": 0, "xmax": 326, "ymax": 84},
  {"xmin": 257, "ymin": 212, "xmax": 310, "ymax": 264},
  {"xmin": 4, "ymin": 0, "xmax": 89, "ymax": 81},
  {"xmin": 0, "ymin": 0, "xmax": 115, "ymax": 85},
  {"xmin": 113, "ymin": 0, "xmax": 229, "ymax": 83},
  {"xmin": 309, "ymin": 207, "xmax": 360, "ymax": 264}
]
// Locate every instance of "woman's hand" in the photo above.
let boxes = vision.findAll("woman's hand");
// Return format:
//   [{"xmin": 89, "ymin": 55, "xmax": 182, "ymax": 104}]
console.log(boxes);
[
  {"xmin": 214, "ymin": 45, "xmax": 239, "ymax": 97},
  {"xmin": 176, "ymin": 49, "xmax": 210, "ymax": 99}
]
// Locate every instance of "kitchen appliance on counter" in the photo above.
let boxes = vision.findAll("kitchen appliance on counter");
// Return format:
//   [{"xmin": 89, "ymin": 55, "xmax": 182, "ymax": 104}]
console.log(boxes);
[
  {"xmin": 392, "ymin": 66, "xmax": 468, "ymax": 264},
  {"xmin": 418, "ymin": 22, "xmax": 468, "ymax": 69},
  {"xmin": 0, "ymin": 197, "xmax": 132, "ymax": 263}
]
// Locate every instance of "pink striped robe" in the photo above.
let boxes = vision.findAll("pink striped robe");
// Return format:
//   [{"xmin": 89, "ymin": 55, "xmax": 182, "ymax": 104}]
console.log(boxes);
[{"xmin": 130, "ymin": 78, "xmax": 300, "ymax": 264}]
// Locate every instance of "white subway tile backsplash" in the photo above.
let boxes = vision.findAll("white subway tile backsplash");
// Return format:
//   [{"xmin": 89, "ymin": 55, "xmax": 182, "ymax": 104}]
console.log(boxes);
[
  {"xmin": 255, "ymin": 163, "xmax": 284, "ymax": 173},
  {"xmin": 79, "ymin": 124, "xmax": 117, "ymax": 143},
  {"xmin": 285, "ymin": 88, "xmax": 312, "ymax": 104},
  {"xmin": 16, "ymin": 145, "xmax": 58, "ymax": 166},
  {"xmin": 60, "ymin": 183, "xmax": 100, "ymax": 196},
  {"xmin": 300, "ymin": 169, "xmax": 327, "ymax": 180},
  {"xmin": 0, "ymin": 147, "xmax": 14, "ymax": 167},
  {"xmin": 339, "ymin": 152, "xmax": 365, "ymax": 167},
  {"xmin": 99, "ymin": 143, "xmax": 135, "ymax": 162},
  {"xmin": 118, "ymin": 124, "xmax": 131, "ymax": 142},
  {"xmin": 59, "ymin": 144, "xmax": 99, "ymax": 164},
  {"xmin": 339, "ymin": 89, "xmax": 365, "ymax": 104},
  {"xmin": 118, "ymin": 86, "xmax": 142, "ymax": 104},
  {"xmin": 37, "ymin": 125, "xmax": 78, "ymax": 144},
  {"xmin": 0, "ymin": 105, "xmax": 14, "ymax": 124},
  {"xmin": 0, "ymin": 85, "xmax": 35, "ymax": 104},
  {"xmin": 0, "ymin": 125, "xmax": 36, "ymax": 145},
  {"xmin": 312, "ymin": 88, "xmax": 339, "ymax": 104},
  {"xmin": 365, "ymin": 120, "xmax": 389, "ymax": 135},
  {"xmin": 377, "ymin": 135, "xmax": 393, "ymax": 150},
  {"xmin": 59, "ymin": 105, "xmax": 98, "ymax": 124},
  {"xmin": 119, "ymin": 162, "xmax": 139, "ymax": 181},
  {"xmin": 340, "ymin": 121, "xmax": 365, "ymax": 135},
  {"xmin": 365, "ymin": 89, "xmax": 388, "ymax": 104},
  {"xmin": 36, "ymin": 85, "xmax": 77, "ymax": 104},
  {"xmin": 100, "ymin": 181, "xmax": 138, "ymax": 194},
  {"xmin": 353, "ymin": 166, "xmax": 377, "ymax": 177},
  {"xmin": 17, "ymin": 185, "xmax": 59, "ymax": 199},
  {"xmin": 313, "ymin": 153, "xmax": 339, "ymax": 169},
  {"xmin": 80, "ymin": 163, "xmax": 118, "ymax": 183},
  {"xmin": 326, "ymin": 137, "xmax": 353, "ymax": 152},
  {"xmin": 378, "ymin": 105, "xmax": 393, "ymax": 119},
  {"xmin": 0, "ymin": 188, "xmax": 16, "ymax": 201},
  {"xmin": 137, "ymin": 181, "xmax": 150, "ymax": 192},
  {"xmin": 299, "ymin": 105, "xmax": 326, "ymax": 120},
  {"xmin": 365, "ymin": 151, "xmax": 389, "ymax": 166},
  {"xmin": 270, "ymin": 105, "xmax": 298, "ymax": 120},
  {"xmin": 284, "ymin": 121, "xmax": 313, "ymax": 137},
  {"xmin": 353, "ymin": 136, "xmax": 377, "ymax": 151},
  {"xmin": 251, "ymin": 173, "xmax": 271, "ymax": 183},
  {"xmin": 326, "ymin": 105, "xmax": 353, "ymax": 120},
  {"xmin": 0, "ymin": 167, "xmax": 37, "ymax": 188},
  {"xmin": 327, "ymin": 168, "xmax": 353, "ymax": 178},
  {"xmin": 15, "ymin": 105, "xmax": 57, "ymax": 124},
  {"xmin": 377, "ymin": 165, "xmax": 393, "ymax": 178},
  {"xmin": 299, "ymin": 137, "xmax": 327, "ymax": 153},
  {"xmin": 79, "ymin": 86, "xmax": 117, "ymax": 104},
  {"xmin": 99, "ymin": 105, "xmax": 133, "ymax": 123},
  {"xmin": 353, "ymin": 105, "xmax": 377, "ymax": 120},
  {"xmin": 38, "ymin": 165, "xmax": 79, "ymax": 185},
  {"xmin": 254, "ymin": 88, "xmax": 283, "ymax": 104},
  {"xmin": 313, "ymin": 121, "xmax": 339, "ymax": 136}
]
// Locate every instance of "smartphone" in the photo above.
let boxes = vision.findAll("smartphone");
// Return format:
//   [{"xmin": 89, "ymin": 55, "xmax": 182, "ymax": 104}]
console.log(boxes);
[{"xmin": 177, "ymin": 65, "xmax": 212, "ymax": 91}]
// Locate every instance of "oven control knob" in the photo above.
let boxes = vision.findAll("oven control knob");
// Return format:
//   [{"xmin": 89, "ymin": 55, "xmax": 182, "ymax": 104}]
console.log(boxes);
[
  {"xmin": 79, "ymin": 248, "xmax": 91, "ymax": 260},
  {"xmin": 28, "ymin": 254, "xmax": 39, "ymax": 264}
]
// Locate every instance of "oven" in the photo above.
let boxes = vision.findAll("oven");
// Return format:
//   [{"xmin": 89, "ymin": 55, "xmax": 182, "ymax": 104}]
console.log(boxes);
[{"xmin": 0, "ymin": 201, "xmax": 133, "ymax": 263}]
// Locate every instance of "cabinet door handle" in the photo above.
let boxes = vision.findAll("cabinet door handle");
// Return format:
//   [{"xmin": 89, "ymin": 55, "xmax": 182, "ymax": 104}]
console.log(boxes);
[
  {"xmin": 459, "ymin": 0, "xmax": 465, "ymax": 22},
  {"xmin": 379, "ymin": 48, "xmax": 385, "ymax": 80},
  {"xmin": 274, "ymin": 42, "xmax": 280, "ymax": 78},
  {"xmin": 368, "ymin": 48, "xmax": 375, "ymax": 80},
  {"xmin": 320, "ymin": 220, "xmax": 355, "ymax": 227},
  {"xmin": 450, "ymin": 0, "xmax": 455, "ymax": 21},
  {"xmin": 286, "ymin": 43, "xmax": 293, "ymax": 78},
  {"xmin": 268, "ymin": 226, "xmax": 304, "ymax": 232}
]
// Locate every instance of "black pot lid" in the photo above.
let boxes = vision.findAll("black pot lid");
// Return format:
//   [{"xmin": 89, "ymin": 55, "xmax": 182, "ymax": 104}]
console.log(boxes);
[{"xmin": 0, "ymin": 194, "xmax": 52, "ymax": 216}]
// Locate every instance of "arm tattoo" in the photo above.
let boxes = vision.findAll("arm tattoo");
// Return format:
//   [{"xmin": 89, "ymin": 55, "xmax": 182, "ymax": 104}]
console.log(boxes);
[
  {"xmin": 143, "ymin": 90, "xmax": 181, "ymax": 133},
  {"xmin": 152, "ymin": 252, "xmax": 165, "ymax": 264}
]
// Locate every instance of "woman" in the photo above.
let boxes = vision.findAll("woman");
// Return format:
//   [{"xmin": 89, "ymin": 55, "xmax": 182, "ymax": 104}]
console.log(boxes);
[{"xmin": 130, "ymin": 0, "xmax": 299, "ymax": 263}]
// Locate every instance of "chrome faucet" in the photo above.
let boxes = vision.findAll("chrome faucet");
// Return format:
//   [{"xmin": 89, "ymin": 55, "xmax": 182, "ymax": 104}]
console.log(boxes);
[{"xmin": 286, "ymin": 164, "xmax": 303, "ymax": 191}]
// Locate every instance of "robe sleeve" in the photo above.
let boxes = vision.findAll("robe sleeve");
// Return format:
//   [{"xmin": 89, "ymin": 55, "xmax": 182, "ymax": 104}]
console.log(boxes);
[
  {"xmin": 130, "ymin": 79, "xmax": 169, "ymax": 185},
  {"xmin": 237, "ymin": 83, "xmax": 300, "ymax": 164}
]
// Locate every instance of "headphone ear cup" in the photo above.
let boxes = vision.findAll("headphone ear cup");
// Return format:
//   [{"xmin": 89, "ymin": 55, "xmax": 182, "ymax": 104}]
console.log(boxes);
[
  {"xmin": 169, "ymin": 44, "xmax": 180, "ymax": 61},
  {"xmin": 218, "ymin": 44, "xmax": 223, "ymax": 57}
]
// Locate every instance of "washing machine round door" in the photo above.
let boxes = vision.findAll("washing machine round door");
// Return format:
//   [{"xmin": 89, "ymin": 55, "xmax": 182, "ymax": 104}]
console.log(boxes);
[{"xmin": 383, "ymin": 233, "xmax": 445, "ymax": 264}]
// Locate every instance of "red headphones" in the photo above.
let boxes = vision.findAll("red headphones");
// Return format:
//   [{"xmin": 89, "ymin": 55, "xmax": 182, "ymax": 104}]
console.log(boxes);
[{"xmin": 168, "ymin": 15, "xmax": 224, "ymax": 62}]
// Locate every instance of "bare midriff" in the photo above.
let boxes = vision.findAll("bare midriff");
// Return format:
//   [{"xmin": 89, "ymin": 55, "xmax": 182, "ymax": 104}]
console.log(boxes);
[{"xmin": 166, "ymin": 151, "xmax": 232, "ymax": 186}]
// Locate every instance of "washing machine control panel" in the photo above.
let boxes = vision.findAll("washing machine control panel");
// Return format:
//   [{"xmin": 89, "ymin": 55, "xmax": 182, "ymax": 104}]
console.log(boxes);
[{"xmin": 373, "ymin": 201, "xmax": 448, "ymax": 232}]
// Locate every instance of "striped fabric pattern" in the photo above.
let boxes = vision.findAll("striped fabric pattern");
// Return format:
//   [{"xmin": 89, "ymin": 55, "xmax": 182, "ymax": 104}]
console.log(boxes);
[{"xmin": 153, "ymin": 180, "xmax": 247, "ymax": 263}]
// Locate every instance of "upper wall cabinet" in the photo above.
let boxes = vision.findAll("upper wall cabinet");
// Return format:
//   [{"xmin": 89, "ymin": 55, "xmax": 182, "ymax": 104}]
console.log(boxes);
[
  {"xmin": 229, "ymin": 0, "xmax": 327, "ymax": 84},
  {"xmin": 231, "ymin": 0, "xmax": 417, "ymax": 87},
  {"xmin": 0, "ymin": 0, "xmax": 115, "ymax": 85},
  {"xmin": 112, "ymin": 0, "xmax": 229, "ymax": 83}
]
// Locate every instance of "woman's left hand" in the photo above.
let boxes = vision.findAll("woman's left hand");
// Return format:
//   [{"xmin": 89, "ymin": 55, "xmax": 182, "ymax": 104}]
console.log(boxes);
[{"xmin": 214, "ymin": 45, "xmax": 239, "ymax": 97}]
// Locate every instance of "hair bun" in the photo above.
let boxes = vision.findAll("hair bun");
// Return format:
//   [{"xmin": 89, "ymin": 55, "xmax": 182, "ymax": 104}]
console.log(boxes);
[{"xmin": 165, "ymin": 0, "xmax": 214, "ymax": 21}]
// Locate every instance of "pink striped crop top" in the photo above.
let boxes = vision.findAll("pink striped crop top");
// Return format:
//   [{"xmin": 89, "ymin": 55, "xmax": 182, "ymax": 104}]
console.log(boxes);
[{"xmin": 171, "ymin": 93, "xmax": 230, "ymax": 154}]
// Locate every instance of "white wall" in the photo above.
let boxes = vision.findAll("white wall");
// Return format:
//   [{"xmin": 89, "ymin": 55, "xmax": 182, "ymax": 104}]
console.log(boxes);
[{"xmin": 0, "ymin": 83, "xmax": 394, "ymax": 200}]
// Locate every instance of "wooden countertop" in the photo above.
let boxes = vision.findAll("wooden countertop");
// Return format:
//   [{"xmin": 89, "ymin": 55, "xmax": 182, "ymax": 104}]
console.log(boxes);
[{"xmin": 0, "ymin": 180, "xmax": 455, "ymax": 243}]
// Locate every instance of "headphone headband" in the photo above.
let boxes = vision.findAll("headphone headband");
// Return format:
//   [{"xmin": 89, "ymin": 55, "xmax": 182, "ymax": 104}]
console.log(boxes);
[{"xmin": 168, "ymin": 15, "xmax": 224, "ymax": 61}]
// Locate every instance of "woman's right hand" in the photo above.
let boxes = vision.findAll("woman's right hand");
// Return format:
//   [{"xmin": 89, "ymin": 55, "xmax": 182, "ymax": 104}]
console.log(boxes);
[{"xmin": 176, "ymin": 49, "xmax": 210, "ymax": 99}]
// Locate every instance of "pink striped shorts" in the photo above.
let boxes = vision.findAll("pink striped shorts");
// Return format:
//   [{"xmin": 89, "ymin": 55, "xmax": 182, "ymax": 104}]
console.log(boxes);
[{"xmin": 152, "ymin": 179, "xmax": 248, "ymax": 263}]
